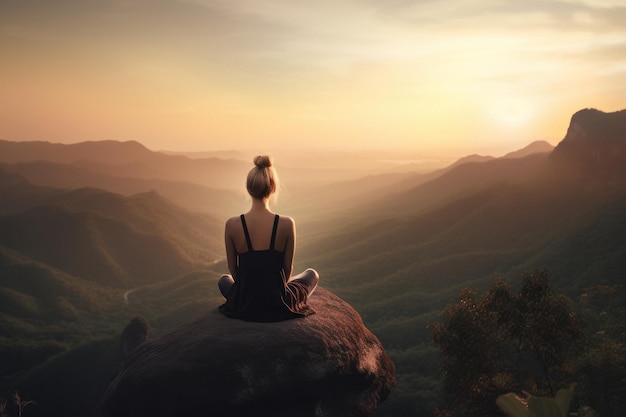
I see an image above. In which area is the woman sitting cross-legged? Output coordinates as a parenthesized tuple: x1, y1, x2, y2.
(218, 155, 319, 322)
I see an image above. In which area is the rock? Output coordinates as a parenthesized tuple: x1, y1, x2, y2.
(550, 108, 626, 180)
(92, 288, 396, 417)
(119, 317, 150, 357)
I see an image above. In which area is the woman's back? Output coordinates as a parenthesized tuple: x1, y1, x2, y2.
(218, 155, 318, 322)
(227, 211, 292, 253)
(219, 214, 313, 322)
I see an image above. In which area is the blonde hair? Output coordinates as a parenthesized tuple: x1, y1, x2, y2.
(246, 155, 278, 199)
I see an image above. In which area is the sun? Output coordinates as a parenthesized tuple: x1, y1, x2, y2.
(486, 96, 535, 130)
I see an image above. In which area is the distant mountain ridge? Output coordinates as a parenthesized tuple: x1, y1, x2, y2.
(350, 110, 624, 219)
(0, 140, 153, 165)
(0, 139, 251, 217)
(0, 160, 242, 218)
(0, 139, 251, 190)
(502, 140, 554, 159)
(0, 137, 557, 224)
(283, 141, 555, 222)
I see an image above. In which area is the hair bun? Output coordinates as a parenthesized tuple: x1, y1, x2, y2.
(253, 155, 272, 169)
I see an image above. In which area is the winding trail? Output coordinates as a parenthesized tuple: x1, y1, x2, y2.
(123, 289, 136, 305)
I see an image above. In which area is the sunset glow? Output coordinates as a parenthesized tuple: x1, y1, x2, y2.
(1, 0, 625, 156)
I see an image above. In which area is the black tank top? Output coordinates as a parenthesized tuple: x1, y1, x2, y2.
(219, 214, 313, 322)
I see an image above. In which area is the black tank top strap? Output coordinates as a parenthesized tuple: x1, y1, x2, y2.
(240, 214, 253, 251)
(269, 214, 279, 251)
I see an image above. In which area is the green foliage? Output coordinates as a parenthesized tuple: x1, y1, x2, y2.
(429, 270, 582, 417)
(573, 285, 626, 417)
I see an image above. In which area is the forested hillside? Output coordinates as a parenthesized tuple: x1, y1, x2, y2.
(309, 108, 626, 416)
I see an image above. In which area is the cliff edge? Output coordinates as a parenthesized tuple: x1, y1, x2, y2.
(92, 287, 396, 417)
(550, 108, 626, 180)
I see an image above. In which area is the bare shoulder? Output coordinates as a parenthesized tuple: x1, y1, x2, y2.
(278, 215, 295, 228)
(277, 215, 295, 237)
(226, 215, 241, 224)
(225, 216, 241, 232)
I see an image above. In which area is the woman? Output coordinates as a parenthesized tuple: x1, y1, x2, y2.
(218, 155, 319, 322)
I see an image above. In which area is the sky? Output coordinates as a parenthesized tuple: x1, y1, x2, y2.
(1, 0, 625, 158)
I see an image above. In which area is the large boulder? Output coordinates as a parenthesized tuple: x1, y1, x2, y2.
(92, 288, 396, 417)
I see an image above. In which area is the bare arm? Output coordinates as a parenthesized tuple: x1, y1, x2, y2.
(283, 217, 296, 280)
(224, 218, 239, 278)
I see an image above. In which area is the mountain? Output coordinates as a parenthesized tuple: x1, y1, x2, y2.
(0, 245, 119, 326)
(1, 160, 246, 218)
(550, 108, 626, 181)
(0, 174, 223, 288)
(0, 168, 64, 215)
(502, 140, 554, 159)
(359, 152, 549, 219)
(0, 172, 226, 398)
(285, 141, 558, 225)
(283, 145, 551, 223)
(308, 110, 626, 299)
(372, 139, 560, 219)
(296, 109, 626, 416)
(0, 168, 28, 187)
(0, 139, 251, 190)
(0, 140, 153, 165)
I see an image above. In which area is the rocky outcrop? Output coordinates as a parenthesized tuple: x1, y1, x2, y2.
(119, 317, 150, 357)
(92, 288, 396, 417)
(550, 108, 626, 180)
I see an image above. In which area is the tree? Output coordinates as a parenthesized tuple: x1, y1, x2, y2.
(573, 285, 626, 417)
(429, 270, 582, 417)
